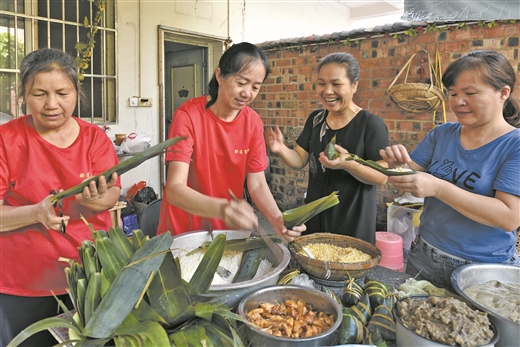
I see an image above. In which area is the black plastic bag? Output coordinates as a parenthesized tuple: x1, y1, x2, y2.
(134, 186, 157, 204)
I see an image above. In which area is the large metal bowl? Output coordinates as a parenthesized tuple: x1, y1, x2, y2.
(171, 230, 290, 310)
(451, 264, 520, 347)
(237, 284, 343, 347)
(393, 295, 499, 347)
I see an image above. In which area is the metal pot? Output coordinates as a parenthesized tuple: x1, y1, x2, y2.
(393, 295, 499, 347)
(237, 284, 343, 347)
(171, 230, 290, 310)
(451, 264, 520, 347)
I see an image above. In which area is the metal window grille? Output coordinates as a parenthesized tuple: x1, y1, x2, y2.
(0, 0, 117, 123)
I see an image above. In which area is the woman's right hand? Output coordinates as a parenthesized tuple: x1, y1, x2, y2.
(379, 145, 412, 168)
(265, 126, 284, 154)
(221, 198, 258, 231)
(36, 194, 70, 231)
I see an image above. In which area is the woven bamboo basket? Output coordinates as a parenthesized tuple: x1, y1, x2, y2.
(288, 233, 381, 281)
(388, 50, 446, 113)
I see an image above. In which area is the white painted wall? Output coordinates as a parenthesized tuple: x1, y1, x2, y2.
(109, 0, 402, 196)
(110, 1, 231, 196)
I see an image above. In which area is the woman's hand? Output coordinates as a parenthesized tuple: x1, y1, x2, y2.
(221, 198, 259, 231)
(76, 172, 120, 211)
(265, 126, 285, 154)
(272, 215, 306, 243)
(389, 171, 443, 198)
(379, 145, 412, 168)
(318, 144, 354, 170)
(319, 144, 388, 185)
(35, 194, 70, 231)
(79, 172, 118, 202)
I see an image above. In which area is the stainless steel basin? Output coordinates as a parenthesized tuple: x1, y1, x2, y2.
(171, 230, 290, 310)
(451, 263, 520, 347)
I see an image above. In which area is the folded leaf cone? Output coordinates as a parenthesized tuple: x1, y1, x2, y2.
(282, 190, 340, 229)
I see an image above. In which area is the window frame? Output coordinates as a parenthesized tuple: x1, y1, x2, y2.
(0, 0, 117, 124)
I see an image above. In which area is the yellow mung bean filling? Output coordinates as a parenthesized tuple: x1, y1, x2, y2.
(306, 242, 372, 263)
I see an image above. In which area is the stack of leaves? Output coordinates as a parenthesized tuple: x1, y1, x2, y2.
(7, 226, 251, 347)
(282, 190, 340, 229)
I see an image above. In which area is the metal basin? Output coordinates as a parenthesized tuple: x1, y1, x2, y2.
(393, 295, 499, 347)
(451, 264, 520, 347)
(171, 230, 290, 310)
(237, 284, 343, 347)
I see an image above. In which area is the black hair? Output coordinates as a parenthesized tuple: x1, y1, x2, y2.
(206, 42, 270, 109)
(317, 52, 360, 84)
(18, 48, 86, 105)
(442, 50, 520, 128)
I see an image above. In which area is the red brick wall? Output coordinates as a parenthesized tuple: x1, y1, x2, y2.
(252, 22, 520, 230)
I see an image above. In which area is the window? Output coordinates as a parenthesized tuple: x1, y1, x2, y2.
(0, 0, 117, 123)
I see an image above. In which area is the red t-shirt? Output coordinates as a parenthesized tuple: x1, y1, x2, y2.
(158, 96, 267, 235)
(0, 116, 121, 296)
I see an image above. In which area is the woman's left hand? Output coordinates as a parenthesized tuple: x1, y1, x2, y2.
(272, 215, 306, 243)
(389, 171, 442, 198)
(318, 144, 355, 170)
(79, 172, 118, 202)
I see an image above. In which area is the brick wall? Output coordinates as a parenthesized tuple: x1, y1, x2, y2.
(252, 22, 520, 230)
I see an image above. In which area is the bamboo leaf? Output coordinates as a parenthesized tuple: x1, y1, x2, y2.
(108, 226, 134, 260)
(185, 325, 208, 347)
(205, 320, 243, 347)
(84, 273, 102, 324)
(76, 278, 88, 326)
(232, 246, 266, 283)
(93, 232, 126, 284)
(50, 136, 186, 203)
(186, 234, 281, 255)
(113, 313, 170, 347)
(282, 190, 340, 229)
(80, 241, 98, 281)
(169, 329, 190, 347)
(189, 233, 225, 292)
(195, 302, 215, 321)
(75, 337, 112, 347)
(83, 232, 173, 338)
(6, 317, 79, 347)
(147, 250, 196, 326)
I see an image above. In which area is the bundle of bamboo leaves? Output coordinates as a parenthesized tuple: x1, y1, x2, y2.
(282, 191, 340, 229)
(50, 135, 186, 204)
(7, 226, 251, 347)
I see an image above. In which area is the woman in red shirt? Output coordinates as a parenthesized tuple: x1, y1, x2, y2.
(0, 48, 121, 346)
(158, 42, 305, 242)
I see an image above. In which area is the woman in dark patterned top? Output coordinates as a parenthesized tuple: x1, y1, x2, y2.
(266, 52, 389, 244)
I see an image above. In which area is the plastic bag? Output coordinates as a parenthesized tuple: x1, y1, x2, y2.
(134, 186, 157, 204)
(120, 132, 153, 154)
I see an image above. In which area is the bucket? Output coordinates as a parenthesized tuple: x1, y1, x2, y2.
(375, 232, 404, 272)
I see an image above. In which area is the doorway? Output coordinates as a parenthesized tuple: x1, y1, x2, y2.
(165, 44, 206, 133)
(158, 26, 225, 190)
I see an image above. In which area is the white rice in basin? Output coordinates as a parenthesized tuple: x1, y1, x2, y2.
(177, 248, 274, 285)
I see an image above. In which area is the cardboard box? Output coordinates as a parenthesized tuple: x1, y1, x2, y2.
(387, 204, 422, 251)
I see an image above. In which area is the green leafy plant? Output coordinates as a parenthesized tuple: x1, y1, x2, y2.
(75, 0, 107, 81)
